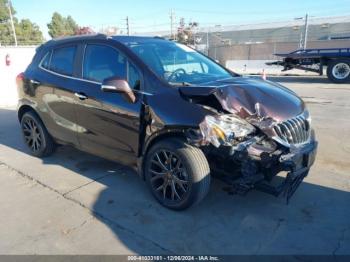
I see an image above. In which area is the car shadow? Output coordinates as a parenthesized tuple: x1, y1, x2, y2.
(0, 108, 349, 254)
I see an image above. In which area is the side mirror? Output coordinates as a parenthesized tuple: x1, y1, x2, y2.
(101, 77, 136, 103)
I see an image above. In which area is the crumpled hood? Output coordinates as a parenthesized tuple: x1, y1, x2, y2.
(179, 77, 305, 122)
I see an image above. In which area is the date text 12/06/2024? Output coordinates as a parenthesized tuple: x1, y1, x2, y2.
(127, 255, 220, 261)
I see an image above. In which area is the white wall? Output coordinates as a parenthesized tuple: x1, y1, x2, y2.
(0, 46, 36, 107)
(226, 60, 320, 76)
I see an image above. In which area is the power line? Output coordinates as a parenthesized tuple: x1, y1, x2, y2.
(129, 23, 169, 29)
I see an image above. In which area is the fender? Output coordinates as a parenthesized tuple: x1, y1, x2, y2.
(17, 98, 38, 120)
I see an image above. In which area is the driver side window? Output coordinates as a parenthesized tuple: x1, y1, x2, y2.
(162, 52, 208, 74)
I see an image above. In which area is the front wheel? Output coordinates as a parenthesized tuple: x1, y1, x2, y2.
(144, 138, 211, 210)
(327, 59, 350, 83)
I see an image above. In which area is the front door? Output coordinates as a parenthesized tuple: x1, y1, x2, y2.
(74, 43, 143, 166)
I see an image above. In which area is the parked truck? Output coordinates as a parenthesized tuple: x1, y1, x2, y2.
(267, 47, 350, 83)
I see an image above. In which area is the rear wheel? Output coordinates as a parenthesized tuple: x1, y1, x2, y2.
(327, 59, 350, 83)
(20, 111, 55, 157)
(144, 138, 211, 210)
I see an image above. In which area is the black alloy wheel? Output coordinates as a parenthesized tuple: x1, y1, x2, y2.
(145, 138, 211, 210)
(20, 111, 55, 157)
(148, 150, 190, 203)
(22, 116, 43, 153)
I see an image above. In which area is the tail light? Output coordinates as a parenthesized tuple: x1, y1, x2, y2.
(16, 72, 24, 87)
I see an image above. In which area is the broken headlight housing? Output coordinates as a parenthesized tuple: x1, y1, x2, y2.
(199, 114, 255, 147)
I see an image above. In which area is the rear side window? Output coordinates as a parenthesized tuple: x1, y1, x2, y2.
(83, 44, 126, 82)
(50, 46, 76, 76)
(40, 51, 51, 69)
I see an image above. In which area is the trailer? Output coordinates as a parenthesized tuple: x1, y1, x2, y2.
(266, 47, 350, 83)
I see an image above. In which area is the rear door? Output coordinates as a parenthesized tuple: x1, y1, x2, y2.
(35, 45, 81, 146)
(73, 42, 143, 166)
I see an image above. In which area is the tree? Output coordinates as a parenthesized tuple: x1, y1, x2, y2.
(16, 19, 44, 45)
(0, 0, 16, 45)
(75, 26, 94, 35)
(47, 12, 79, 38)
(0, 0, 43, 45)
(0, 0, 14, 21)
(47, 12, 66, 38)
(66, 15, 78, 35)
(176, 18, 199, 45)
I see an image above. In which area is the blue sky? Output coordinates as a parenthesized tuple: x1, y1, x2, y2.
(13, 0, 350, 39)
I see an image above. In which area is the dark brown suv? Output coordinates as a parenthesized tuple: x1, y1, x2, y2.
(16, 34, 317, 210)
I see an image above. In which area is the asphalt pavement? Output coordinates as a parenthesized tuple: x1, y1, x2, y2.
(0, 76, 349, 255)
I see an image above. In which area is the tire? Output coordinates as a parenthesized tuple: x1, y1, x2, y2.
(20, 111, 55, 157)
(144, 138, 211, 210)
(327, 59, 350, 83)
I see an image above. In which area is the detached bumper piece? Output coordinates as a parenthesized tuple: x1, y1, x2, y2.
(256, 141, 317, 203)
(255, 167, 309, 204)
(220, 140, 318, 203)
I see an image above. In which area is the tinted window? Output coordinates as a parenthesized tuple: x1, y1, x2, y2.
(50, 46, 76, 76)
(128, 63, 141, 90)
(40, 51, 51, 69)
(83, 45, 126, 83)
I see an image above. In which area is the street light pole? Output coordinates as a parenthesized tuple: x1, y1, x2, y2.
(7, 0, 17, 46)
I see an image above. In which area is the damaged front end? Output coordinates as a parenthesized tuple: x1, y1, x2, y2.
(181, 80, 318, 203)
(199, 116, 317, 203)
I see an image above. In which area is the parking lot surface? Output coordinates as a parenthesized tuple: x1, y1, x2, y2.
(0, 76, 349, 254)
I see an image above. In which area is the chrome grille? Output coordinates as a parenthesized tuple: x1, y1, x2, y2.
(273, 115, 311, 146)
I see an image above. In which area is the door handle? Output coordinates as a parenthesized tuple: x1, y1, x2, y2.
(30, 79, 41, 85)
(74, 92, 88, 100)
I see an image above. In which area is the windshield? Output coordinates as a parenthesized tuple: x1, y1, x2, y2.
(126, 40, 232, 85)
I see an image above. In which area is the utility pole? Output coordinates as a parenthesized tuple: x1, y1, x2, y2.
(213, 24, 222, 60)
(206, 29, 210, 56)
(169, 9, 175, 40)
(126, 16, 130, 36)
(7, 0, 17, 46)
(295, 13, 309, 50)
(299, 31, 303, 49)
(303, 13, 309, 50)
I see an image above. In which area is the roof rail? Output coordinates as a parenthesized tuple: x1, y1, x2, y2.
(50, 33, 108, 42)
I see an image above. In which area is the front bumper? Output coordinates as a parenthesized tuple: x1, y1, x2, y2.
(279, 141, 318, 173)
(208, 139, 318, 203)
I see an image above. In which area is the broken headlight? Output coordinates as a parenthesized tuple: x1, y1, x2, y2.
(199, 114, 255, 147)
